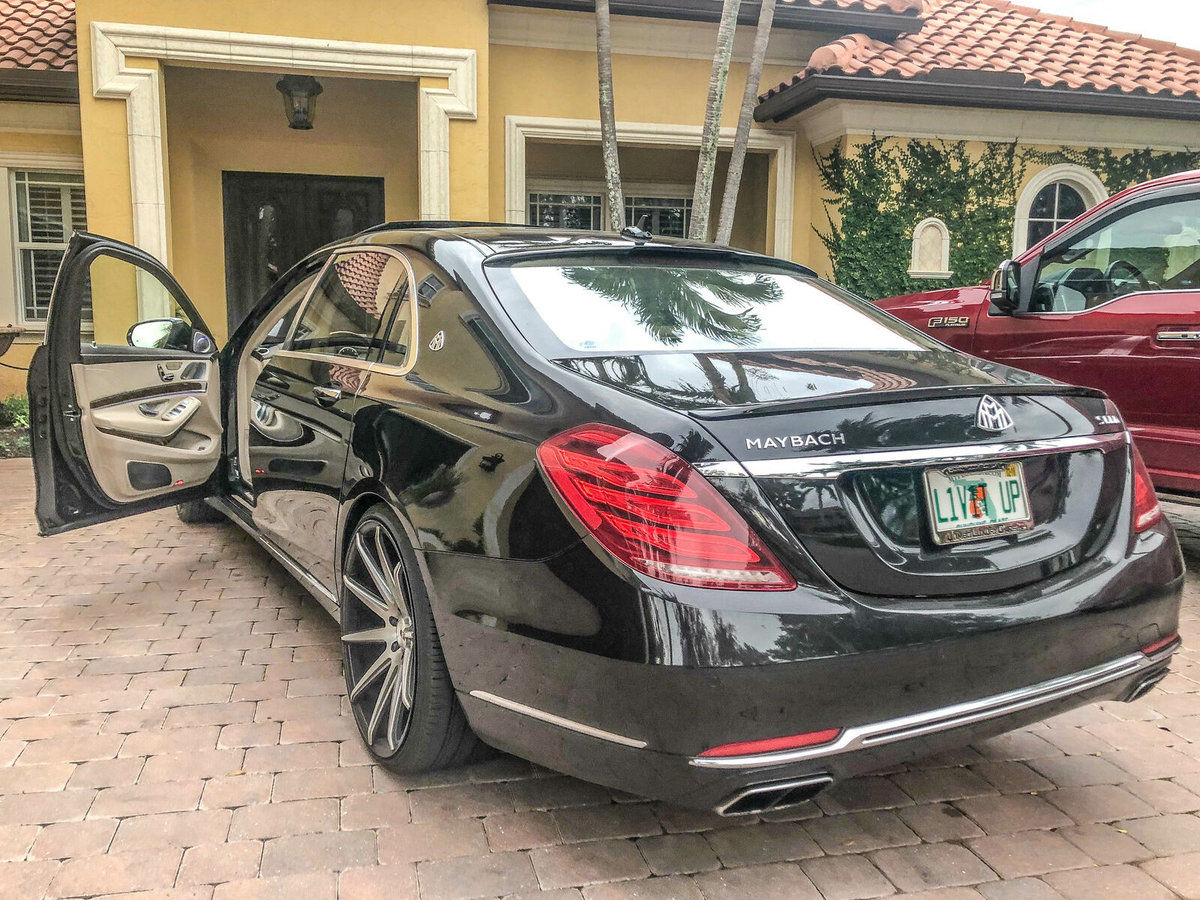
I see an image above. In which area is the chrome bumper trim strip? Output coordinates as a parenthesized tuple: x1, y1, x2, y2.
(739, 432, 1127, 480)
(468, 690, 648, 749)
(691, 651, 1156, 769)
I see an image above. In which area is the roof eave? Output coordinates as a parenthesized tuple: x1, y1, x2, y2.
(0, 67, 78, 103)
(488, 0, 922, 39)
(755, 72, 1200, 124)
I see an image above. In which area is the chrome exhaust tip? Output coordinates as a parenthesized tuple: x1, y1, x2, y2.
(1125, 670, 1167, 703)
(715, 774, 833, 816)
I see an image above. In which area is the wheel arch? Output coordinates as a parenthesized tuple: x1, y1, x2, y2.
(336, 480, 427, 600)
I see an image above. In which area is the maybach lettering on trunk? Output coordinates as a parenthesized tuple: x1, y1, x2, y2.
(746, 432, 847, 451)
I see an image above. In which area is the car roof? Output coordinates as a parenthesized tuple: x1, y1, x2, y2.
(345, 221, 805, 264)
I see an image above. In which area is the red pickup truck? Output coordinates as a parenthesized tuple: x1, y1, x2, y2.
(877, 170, 1200, 500)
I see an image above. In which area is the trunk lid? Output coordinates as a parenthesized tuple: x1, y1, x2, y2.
(560, 349, 1128, 598)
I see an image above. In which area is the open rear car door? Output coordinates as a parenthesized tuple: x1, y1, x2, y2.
(29, 232, 223, 535)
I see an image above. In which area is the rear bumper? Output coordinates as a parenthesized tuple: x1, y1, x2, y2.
(460, 641, 1177, 813)
(431, 511, 1184, 812)
(688, 643, 1176, 772)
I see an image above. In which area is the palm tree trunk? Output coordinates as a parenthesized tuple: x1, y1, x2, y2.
(688, 0, 742, 241)
(715, 0, 775, 246)
(595, 0, 625, 231)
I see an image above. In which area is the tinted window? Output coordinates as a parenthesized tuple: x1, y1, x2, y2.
(288, 250, 405, 359)
(377, 267, 413, 369)
(486, 254, 931, 357)
(1033, 195, 1200, 313)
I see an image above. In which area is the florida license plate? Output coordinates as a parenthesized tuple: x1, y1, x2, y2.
(923, 461, 1034, 545)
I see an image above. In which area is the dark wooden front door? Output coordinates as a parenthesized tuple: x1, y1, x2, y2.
(222, 172, 385, 333)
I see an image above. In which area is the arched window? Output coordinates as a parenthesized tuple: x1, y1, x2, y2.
(908, 217, 951, 279)
(1014, 165, 1107, 254)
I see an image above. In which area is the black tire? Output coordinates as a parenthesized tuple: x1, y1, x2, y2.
(176, 499, 224, 524)
(340, 504, 481, 772)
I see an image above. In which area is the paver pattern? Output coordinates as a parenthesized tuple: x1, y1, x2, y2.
(0, 456, 1197, 899)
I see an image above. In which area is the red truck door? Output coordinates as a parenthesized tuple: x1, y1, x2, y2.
(976, 189, 1200, 493)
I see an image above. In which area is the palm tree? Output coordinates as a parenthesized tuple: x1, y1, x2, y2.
(595, 0, 625, 231)
(688, 0, 742, 241)
(561, 266, 782, 346)
(715, 0, 776, 245)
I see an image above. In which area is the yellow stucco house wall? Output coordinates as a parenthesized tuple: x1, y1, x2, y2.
(0, 0, 1197, 396)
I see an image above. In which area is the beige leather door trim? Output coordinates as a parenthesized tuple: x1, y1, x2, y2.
(72, 358, 221, 503)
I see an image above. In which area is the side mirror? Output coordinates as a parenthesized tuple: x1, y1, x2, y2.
(989, 260, 1020, 314)
(127, 317, 211, 353)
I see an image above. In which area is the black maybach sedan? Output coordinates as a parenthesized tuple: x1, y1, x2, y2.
(29, 226, 1184, 815)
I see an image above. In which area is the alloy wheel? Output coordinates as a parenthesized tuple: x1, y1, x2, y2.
(342, 517, 417, 756)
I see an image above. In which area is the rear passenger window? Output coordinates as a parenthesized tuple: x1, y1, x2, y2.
(377, 269, 412, 369)
(288, 250, 405, 360)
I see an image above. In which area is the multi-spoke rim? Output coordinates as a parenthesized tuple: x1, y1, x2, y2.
(342, 518, 416, 755)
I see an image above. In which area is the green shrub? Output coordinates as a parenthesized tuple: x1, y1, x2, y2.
(816, 138, 1200, 300)
(0, 395, 29, 430)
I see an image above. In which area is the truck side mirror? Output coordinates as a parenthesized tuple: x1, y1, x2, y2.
(990, 260, 1020, 314)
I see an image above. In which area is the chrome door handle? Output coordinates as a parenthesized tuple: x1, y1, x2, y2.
(1157, 330, 1200, 342)
(312, 385, 342, 405)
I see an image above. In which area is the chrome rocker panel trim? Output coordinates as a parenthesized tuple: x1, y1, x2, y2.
(209, 496, 340, 618)
(701, 432, 1128, 481)
(691, 649, 1160, 770)
(469, 690, 648, 749)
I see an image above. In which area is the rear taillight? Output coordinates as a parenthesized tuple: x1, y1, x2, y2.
(537, 424, 796, 591)
(1131, 444, 1162, 533)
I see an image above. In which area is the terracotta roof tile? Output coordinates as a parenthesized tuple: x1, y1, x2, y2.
(0, 0, 75, 71)
(789, 0, 924, 13)
(766, 0, 1200, 102)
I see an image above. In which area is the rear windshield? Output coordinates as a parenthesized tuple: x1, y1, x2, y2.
(484, 253, 934, 358)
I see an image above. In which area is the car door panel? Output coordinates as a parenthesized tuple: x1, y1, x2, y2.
(973, 188, 1200, 493)
(249, 352, 368, 589)
(245, 248, 410, 590)
(29, 233, 222, 534)
(72, 357, 221, 501)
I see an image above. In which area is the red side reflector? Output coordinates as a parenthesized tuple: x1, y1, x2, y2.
(1142, 633, 1179, 655)
(698, 728, 843, 759)
(174, 480, 184, 486)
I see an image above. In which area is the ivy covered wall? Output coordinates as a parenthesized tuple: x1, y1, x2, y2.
(816, 137, 1200, 300)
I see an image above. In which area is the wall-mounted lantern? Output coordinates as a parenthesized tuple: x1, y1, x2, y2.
(276, 75, 323, 130)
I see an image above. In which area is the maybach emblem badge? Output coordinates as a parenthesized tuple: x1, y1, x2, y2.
(975, 395, 1014, 433)
(428, 330, 445, 351)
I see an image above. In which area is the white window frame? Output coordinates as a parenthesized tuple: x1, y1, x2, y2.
(1013, 164, 1107, 255)
(526, 178, 694, 234)
(0, 153, 85, 336)
(908, 216, 952, 280)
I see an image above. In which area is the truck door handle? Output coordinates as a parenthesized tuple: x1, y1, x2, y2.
(312, 385, 342, 405)
(1157, 330, 1200, 342)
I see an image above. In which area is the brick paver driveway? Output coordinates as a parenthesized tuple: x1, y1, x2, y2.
(1, 457, 1199, 900)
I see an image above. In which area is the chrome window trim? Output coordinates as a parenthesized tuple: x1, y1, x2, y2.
(283, 246, 419, 376)
(690, 650, 1159, 770)
(731, 432, 1128, 481)
(468, 690, 648, 749)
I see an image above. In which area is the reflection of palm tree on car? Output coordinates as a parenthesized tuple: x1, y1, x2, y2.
(562, 266, 783, 347)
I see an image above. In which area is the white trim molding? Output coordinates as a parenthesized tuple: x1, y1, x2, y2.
(908, 216, 952, 280)
(489, 6, 820, 67)
(506, 115, 795, 257)
(90, 21, 477, 316)
(1013, 163, 1108, 255)
(797, 99, 1200, 153)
